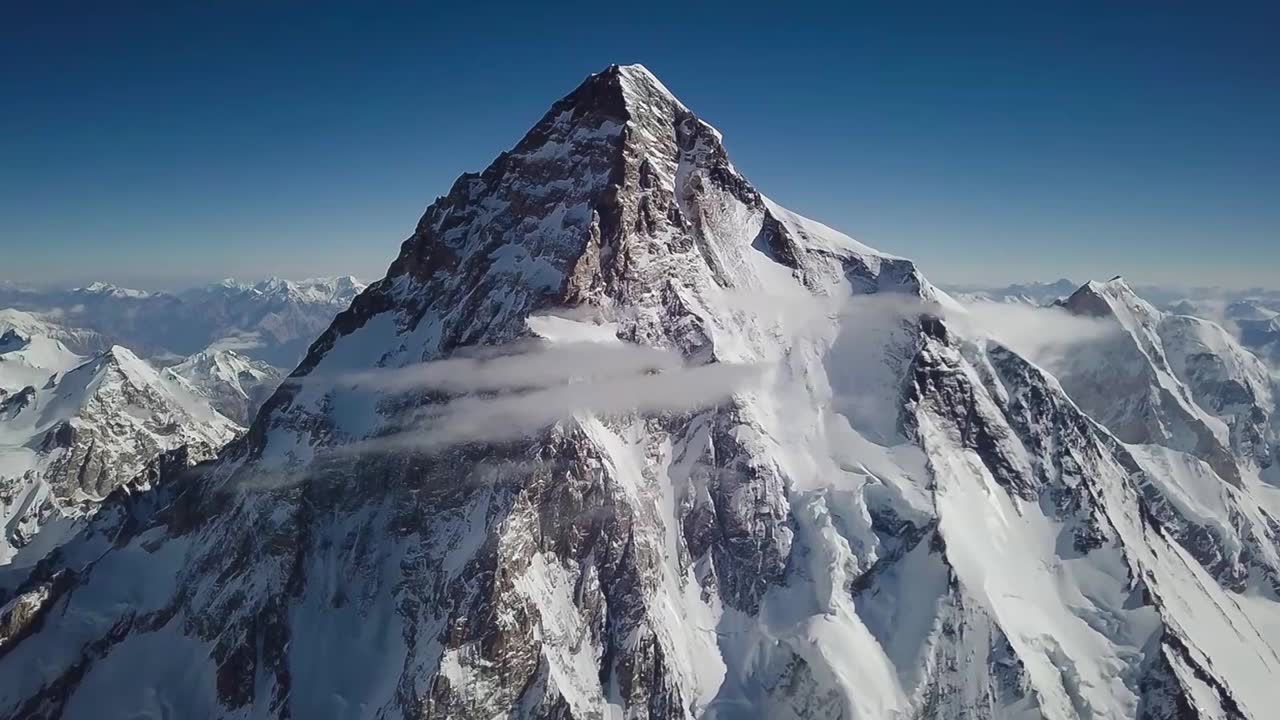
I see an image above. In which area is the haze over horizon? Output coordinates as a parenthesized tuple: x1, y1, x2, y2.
(3, 2, 1278, 290)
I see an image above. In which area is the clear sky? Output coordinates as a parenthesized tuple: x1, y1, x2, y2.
(3, 1, 1278, 290)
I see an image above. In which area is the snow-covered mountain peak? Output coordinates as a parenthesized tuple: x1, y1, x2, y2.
(165, 348, 282, 424)
(611, 62, 675, 93)
(49, 345, 234, 433)
(234, 275, 367, 306)
(1055, 277, 1278, 486)
(74, 282, 151, 299)
(0, 323, 85, 393)
(1065, 274, 1157, 320)
(176, 346, 262, 373)
(0, 340, 240, 568)
(948, 277, 1079, 306)
(275, 60, 939, 448)
(554, 62, 685, 121)
(96, 342, 146, 367)
(1085, 274, 1133, 295)
(215, 277, 254, 292)
(75, 344, 168, 396)
(0, 308, 106, 358)
(1225, 299, 1279, 322)
(256, 276, 292, 294)
(0, 310, 74, 341)
(608, 62, 696, 118)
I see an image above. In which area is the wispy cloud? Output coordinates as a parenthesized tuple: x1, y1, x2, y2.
(208, 332, 266, 352)
(299, 340, 683, 395)
(291, 339, 761, 455)
(254, 291, 1118, 469)
(953, 300, 1120, 368)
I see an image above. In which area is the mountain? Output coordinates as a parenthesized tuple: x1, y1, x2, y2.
(0, 276, 366, 367)
(948, 278, 1078, 306)
(1052, 278, 1275, 485)
(164, 348, 283, 424)
(177, 276, 368, 360)
(246, 275, 366, 305)
(3, 64, 1280, 719)
(1225, 300, 1279, 324)
(1238, 318, 1280, 370)
(73, 282, 153, 300)
(0, 328, 85, 394)
(0, 309, 108, 357)
(0, 345, 240, 570)
(953, 284, 1280, 374)
(1126, 293, 1280, 374)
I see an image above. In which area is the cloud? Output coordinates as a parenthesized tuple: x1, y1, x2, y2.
(208, 332, 266, 352)
(331, 293, 940, 456)
(253, 291, 1115, 467)
(231, 289, 1129, 495)
(305, 340, 684, 395)
(953, 300, 1120, 368)
(294, 339, 762, 455)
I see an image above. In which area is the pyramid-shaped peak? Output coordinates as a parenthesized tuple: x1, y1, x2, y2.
(1063, 276, 1157, 322)
(91, 344, 159, 384)
(1085, 276, 1134, 295)
(100, 344, 143, 362)
(607, 63, 681, 103)
(540, 63, 691, 132)
(610, 63, 657, 80)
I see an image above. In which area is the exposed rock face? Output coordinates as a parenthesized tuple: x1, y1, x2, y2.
(0, 65, 1278, 720)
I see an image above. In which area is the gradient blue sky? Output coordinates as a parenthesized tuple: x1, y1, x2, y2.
(3, 1, 1277, 290)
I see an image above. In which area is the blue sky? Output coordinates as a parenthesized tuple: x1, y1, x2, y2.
(3, 1, 1277, 290)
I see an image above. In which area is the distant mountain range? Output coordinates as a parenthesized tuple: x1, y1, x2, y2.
(0, 275, 365, 367)
(947, 278, 1080, 305)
